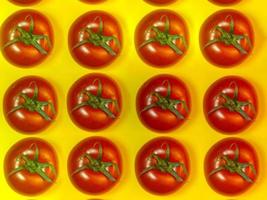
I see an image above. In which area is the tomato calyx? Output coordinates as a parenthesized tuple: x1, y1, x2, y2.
(72, 79, 119, 119)
(140, 143, 188, 182)
(9, 143, 56, 182)
(72, 16, 120, 56)
(208, 81, 255, 121)
(209, 143, 256, 183)
(72, 143, 120, 182)
(139, 15, 187, 55)
(8, 81, 56, 121)
(141, 80, 189, 119)
(3, 15, 52, 55)
(204, 15, 252, 54)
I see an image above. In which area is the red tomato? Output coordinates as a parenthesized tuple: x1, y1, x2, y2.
(9, 0, 41, 5)
(144, 0, 177, 5)
(204, 76, 257, 134)
(135, 10, 189, 67)
(68, 73, 122, 131)
(205, 138, 258, 195)
(200, 10, 254, 67)
(68, 137, 122, 194)
(69, 11, 122, 68)
(136, 137, 190, 195)
(0, 10, 53, 67)
(136, 74, 191, 132)
(209, 0, 241, 6)
(4, 138, 58, 196)
(4, 76, 57, 133)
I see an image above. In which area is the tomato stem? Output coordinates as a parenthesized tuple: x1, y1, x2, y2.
(209, 143, 256, 183)
(140, 80, 189, 119)
(7, 81, 56, 121)
(72, 143, 120, 182)
(139, 15, 187, 55)
(72, 16, 120, 56)
(208, 81, 255, 121)
(8, 143, 56, 182)
(72, 79, 119, 118)
(3, 15, 51, 55)
(204, 15, 252, 54)
(140, 143, 188, 182)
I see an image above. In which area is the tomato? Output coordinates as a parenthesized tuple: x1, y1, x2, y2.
(204, 76, 257, 134)
(144, 0, 177, 5)
(4, 76, 57, 133)
(136, 74, 190, 132)
(68, 137, 122, 194)
(135, 10, 189, 67)
(200, 10, 254, 67)
(68, 73, 122, 131)
(205, 138, 258, 195)
(4, 138, 58, 196)
(136, 137, 190, 195)
(0, 10, 53, 67)
(9, 0, 41, 6)
(209, 0, 241, 6)
(68, 11, 122, 68)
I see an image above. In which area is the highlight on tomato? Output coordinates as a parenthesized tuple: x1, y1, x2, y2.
(68, 11, 122, 68)
(9, 0, 41, 6)
(4, 138, 58, 196)
(205, 138, 258, 196)
(200, 10, 254, 67)
(68, 136, 122, 194)
(0, 9, 53, 67)
(136, 74, 191, 132)
(209, 0, 241, 6)
(144, 0, 177, 6)
(204, 76, 258, 134)
(4, 76, 58, 134)
(135, 137, 190, 195)
(135, 10, 189, 67)
(67, 73, 122, 131)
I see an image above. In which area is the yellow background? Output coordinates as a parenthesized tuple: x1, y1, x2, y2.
(0, 0, 266, 199)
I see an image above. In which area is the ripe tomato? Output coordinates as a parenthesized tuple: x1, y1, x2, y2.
(9, 0, 41, 6)
(68, 73, 122, 131)
(69, 11, 122, 68)
(136, 137, 190, 195)
(205, 138, 258, 195)
(144, 0, 177, 5)
(136, 74, 191, 132)
(209, 0, 241, 6)
(0, 10, 53, 67)
(4, 76, 57, 133)
(135, 10, 189, 67)
(200, 10, 254, 67)
(204, 76, 257, 134)
(4, 138, 58, 196)
(68, 137, 122, 194)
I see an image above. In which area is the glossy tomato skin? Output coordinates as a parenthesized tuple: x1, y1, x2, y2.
(136, 137, 190, 195)
(204, 76, 257, 134)
(68, 73, 122, 131)
(209, 0, 241, 6)
(135, 10, 189, 67)
(68, 137, 122, 194)
(4, 76, 58, 134)
(9, 0, 41, 6)
(136, 74, 191, 132)
(200, 10, 254, 67)
(0, 10, 53, 67)
(205, 138, 258, 196)
(145, 0, 177, 5)
(5, 138, 58, 196)
(69, 11, 122, 68)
